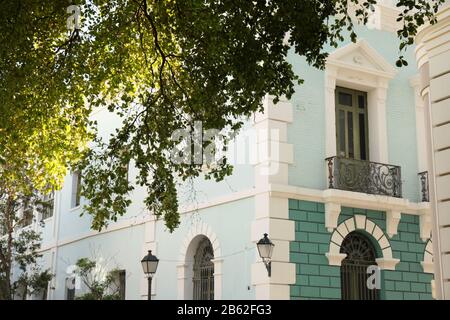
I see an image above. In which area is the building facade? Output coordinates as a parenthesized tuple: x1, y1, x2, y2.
(22, 0, 448, 300)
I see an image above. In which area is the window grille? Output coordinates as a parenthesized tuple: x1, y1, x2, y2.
(340, 232, 380, 300)
(193, 238, 214, 300)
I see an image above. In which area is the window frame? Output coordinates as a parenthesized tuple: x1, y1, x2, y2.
(21, 201, 34, 228)
(335, 86, 370, 161)
(41, 189, 55, 221)
(71, 171, 82, 208)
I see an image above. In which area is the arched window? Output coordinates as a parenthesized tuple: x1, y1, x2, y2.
(193, 238, 214, 300)
(340, 232, 379, 300)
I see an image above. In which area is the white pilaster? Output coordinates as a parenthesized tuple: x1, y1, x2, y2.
(176, 264, 189, 300)
(415, 3, 450, 299)
(367, 83, 389, 163)
(410, 74, 430, 173)
(211, 258, 223, 300)
(251, 95, 295, 300)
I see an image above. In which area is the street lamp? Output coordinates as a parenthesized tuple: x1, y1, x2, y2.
(257, 233, 275, 277)
(141, 250, 159, 300)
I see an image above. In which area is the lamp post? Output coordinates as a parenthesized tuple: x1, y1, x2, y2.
(141, 250, 159, 300)
(257, 233, 275, 277)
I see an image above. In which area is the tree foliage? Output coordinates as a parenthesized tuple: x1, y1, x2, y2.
(0, 0, 445, 232)
(0, 1, 92, 196)
(13, 268, 53, 300)
(0, 190, 51, 300)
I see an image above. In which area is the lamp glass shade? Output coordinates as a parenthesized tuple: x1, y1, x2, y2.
(257, 233, 274, 260)
(141, 250, 159, 275)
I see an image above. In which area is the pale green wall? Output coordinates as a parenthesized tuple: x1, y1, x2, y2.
(154, 197, 256, 300)
(287, 26, 420, 202)
(51, 224, 145, 300)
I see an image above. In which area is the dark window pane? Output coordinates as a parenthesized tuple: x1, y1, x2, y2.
(22, 207, 33, 227)
(339, 92, 353, 106)
(67, 288, 74, 300)
(119, 271, 126, 300)
(76, 173, 82, 206)
(66, 278, 76, 300)
(339, 110, 346, 156)
(358, 95, 365, 109)
(41, 190, 54, 221)
(359, 114, 367, 160)
(348, 112, 354, 158)
(71, 171, 82, 208)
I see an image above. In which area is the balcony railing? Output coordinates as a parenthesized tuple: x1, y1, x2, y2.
(325, 156, 402, 198)
(418, 171, 429, 202)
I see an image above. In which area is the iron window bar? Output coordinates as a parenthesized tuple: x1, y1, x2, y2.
(418, 171, 430, 202)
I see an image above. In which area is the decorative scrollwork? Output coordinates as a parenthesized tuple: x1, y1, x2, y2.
(325, 156, 402, 198)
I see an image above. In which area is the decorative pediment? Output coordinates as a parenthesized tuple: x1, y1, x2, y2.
(327, 39, 397, 79)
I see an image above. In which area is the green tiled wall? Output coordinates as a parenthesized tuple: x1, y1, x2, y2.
(289, 199, 433, 300)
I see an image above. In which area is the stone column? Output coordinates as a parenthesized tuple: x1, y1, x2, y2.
(251, 95, 296, 299)
(415, 2, 450, 300)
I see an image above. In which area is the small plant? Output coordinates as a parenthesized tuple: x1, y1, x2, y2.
(73, 258, 122, 300)
(12, 268, 53, 300)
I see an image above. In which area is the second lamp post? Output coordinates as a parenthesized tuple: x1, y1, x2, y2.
(141, 250, 159, 300)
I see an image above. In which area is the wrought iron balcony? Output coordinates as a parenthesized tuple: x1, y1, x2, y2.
(418, 171, 429, 202)
(325, 156, 402, 198)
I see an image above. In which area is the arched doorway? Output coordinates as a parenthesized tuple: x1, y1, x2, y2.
(340, 232, 380, 300)
(193, 238, 214, 300)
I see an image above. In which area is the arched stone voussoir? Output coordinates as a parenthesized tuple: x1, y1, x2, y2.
(326, 217, 399, 269)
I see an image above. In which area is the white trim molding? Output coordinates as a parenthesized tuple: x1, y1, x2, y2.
(386, 210, 401, 238)
(326, 216, 400, 270)
(410, 74, 430, 174)
(421, 239, 434, 274)
(270, 184, 431, 218)
(177, 222, 222, 300)
(325, 39, 397, 163)
(418, 203, 433, 241)
(327, 39, 397, 79)
(179, 222, 222, 262)
(325, 202, 341, 232)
